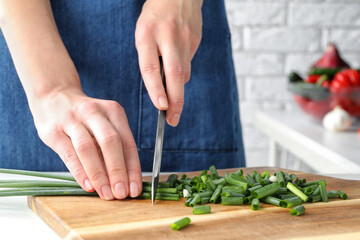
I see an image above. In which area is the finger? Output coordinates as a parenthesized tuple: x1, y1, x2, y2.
(52, 132, 94, 192)
(160, 42, 186, 127)
(64, 123, 113, 200)
(137, 40, 169, 111)
(106, 102, 142, 198)
(84, 112, 130, 200)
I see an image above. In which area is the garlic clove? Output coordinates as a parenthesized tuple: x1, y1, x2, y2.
(323, 106, 352, 131)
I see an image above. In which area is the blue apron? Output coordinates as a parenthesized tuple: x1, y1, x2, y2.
(0, 0, 245, 172)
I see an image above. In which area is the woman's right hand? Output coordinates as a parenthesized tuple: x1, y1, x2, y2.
(30, 88, 142, 200)
(32, 88, 143, 200)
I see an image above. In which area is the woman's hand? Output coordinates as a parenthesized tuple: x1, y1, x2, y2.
(31, 88, 142, 200)
(135, 0, 203, 126)
(0, 0, 142, 200)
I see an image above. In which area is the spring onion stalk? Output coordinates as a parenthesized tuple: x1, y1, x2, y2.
(221, 196, 244, 205)
(275, 187, 288, 195)
(201, 175, 216, 191)
(319, 181, 328, 202)
(301, 180, 326, 187)
(246, 185, 262, 195)
(142, 182, 172, 188)
(0, 188, 97, 197)
(244, 195, 254, 205)
(276, 171, 286, 188)
(327, 190, 337, 199)
(245, 174, 256, 187)
(222, 186, 245, 194)
(287, 182, 308, 202)
(290, 205, 305, 216)
(261, 196, 281, 206)
(166, 174, 178, 187)
(280, 196, 303, 208)
(225, 175, 248, 190)
(192, 191, 213, 198)
(142, 186, 177, 194)
(304, 186, 314, 195)
(233, 169, 243, 177)
(200, 197, 210, 205)
(0, 180, 81, 188)
(210, 184, 223, 204)
(212, 178, 226, 186)
(189, 195, 201, 207)
(279, 193, 296, 199)
(309, 195, 321, 203)
(171, 217, 191, 231)
(137, 192, 180, 201)
(261, 170, 270, 179)
(337, 190, 348, 200)
(0, 168, 76, 181)
(185, 198, 192, 207)
(221, 192, 246, 198)
(313, 186, 321, 196)
(209, 165, 219, 178)
(254, 183, 280, 199)
(251, 198, 260, 210)
(193, 205, 211, 215)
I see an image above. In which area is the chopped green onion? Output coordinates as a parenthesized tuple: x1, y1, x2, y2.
(319, 181, 328, 202)
(221, 196, 244, 205)
(280, 196, 303, 208)
(261, 196, 281, 206)
(210, 184, 223, 204)
(290, 205, 305, 216)
(327, 190, 337, 199)
(193, 205, 211, 215)
(251, 198, 260, 210)
(287, 182, 308, 202)
(171, 217, 191, 231)
(254, 182, 280, 199)
(337, 190, 348, 200)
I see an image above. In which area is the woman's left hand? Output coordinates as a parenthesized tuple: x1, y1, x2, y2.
(135, 0, 203, 126)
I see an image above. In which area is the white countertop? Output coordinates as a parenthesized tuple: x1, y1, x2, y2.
(1, 172, 359, 240)
(254, 109, 360, 173)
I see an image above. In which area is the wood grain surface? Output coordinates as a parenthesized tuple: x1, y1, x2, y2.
(27, 167, 360, 240)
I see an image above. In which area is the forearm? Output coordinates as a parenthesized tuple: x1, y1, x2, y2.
(0, 0, 81, 107)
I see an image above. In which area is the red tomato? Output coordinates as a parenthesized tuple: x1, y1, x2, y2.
(330, 71, 352, 93)
(305, 75, 321, 84)
(345, 69, 360, 86)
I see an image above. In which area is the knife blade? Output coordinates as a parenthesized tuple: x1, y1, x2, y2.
(151, 57, 166, 205)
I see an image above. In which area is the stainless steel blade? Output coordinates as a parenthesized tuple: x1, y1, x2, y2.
(152, 57, 166, 205)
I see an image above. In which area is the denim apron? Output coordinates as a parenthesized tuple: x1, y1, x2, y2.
(0, 0, 245, 171)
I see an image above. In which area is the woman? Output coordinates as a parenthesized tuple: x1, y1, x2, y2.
(0, 0, 245, 200)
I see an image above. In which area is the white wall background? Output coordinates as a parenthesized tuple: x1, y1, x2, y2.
(224, 0, 360, 167)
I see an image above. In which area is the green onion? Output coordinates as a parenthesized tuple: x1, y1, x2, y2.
(337, 190, 348, 200)
(142, 182, 172, 188)
(185, 198, 192, 207)
(261, 170, 270, 179)
(327, 190, 337, 199)
(277, 171, 286, 188)
(280, 196, 303, 208)
(0, 180, 81, 188)
(254, 182, 280, 199)
(201, 175, 216, 191)
(251, 198, 260, 210)
(137, 192, 180, 201)
(189, 195, 201, 207)
(209, 184, 223, 204)
(193, 205, 211, 215)
(0, 168, 75, 181)
(166, 174, 178, 187)
(200, 197, 210, 205)
(0, 188, 96, 197)
(290, 205, 305, 216)
(245, 174, 256, 187)
(225, 175, 248, 190)
(287, 182, 308, 202)
(319, 181, 328, 202)
(261, 196, 281, 206)
(212, 178, 226, 186)
(171, 217, 191, 231)
(142, 186, 177, 194)
(209, 165, 219, 178)
(301, 180, 326, 187)
(279, 193, 296, 199)
(221, 196, 244, 205)
(309, 195, 321, 203)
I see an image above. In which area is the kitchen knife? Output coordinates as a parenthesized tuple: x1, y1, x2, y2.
(151, 57, 166, 205)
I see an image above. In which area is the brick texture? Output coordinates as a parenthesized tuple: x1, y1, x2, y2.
(224, 0, 360, 168)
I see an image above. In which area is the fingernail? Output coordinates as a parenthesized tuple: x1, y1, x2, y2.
(130, 182, 140, 198)
(84, 179, 93, 191)
(101, 185, 114, 200)
(158, 96, 169, 109)
(171, 114, 180, 126)
(115, 182, 127, 199)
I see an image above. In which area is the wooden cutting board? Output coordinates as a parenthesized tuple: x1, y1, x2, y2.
(27, 167, 360, 240)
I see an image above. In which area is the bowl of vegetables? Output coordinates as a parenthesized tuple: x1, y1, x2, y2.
(288, 44, 360, 122)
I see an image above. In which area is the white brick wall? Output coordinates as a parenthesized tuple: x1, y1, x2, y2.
(225, 0, 360, 168)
